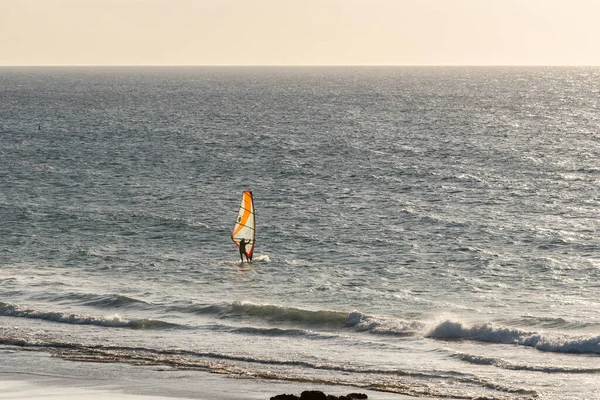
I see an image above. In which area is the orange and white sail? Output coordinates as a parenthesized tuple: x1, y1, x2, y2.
(231, 190, 255, 259)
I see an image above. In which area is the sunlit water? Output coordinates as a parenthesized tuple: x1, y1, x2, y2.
(1, 67, 599, 399)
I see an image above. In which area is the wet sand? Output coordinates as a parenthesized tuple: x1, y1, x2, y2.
(0, 347, 416, 400)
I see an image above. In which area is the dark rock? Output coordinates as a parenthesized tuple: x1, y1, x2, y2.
(338, 394, 369, 400)
(300, 391, 328, 400)
(271, 392, 367, 400)
(270, 395, 299, 400)
(347, 394, 368, 399)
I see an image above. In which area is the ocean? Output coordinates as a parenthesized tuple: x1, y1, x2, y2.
(0, 66, 599, 400)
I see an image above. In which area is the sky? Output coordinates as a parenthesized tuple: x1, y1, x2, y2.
(1, 0, 600, 66)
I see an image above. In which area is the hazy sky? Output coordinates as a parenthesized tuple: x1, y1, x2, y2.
(1, 0, 599, 66)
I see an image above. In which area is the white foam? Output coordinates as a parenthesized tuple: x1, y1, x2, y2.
(0, 302, 177, 329)
(427, 319, 600, 354)
(253, 254, 270, 262)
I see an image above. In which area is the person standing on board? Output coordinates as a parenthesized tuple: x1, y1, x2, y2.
(239, 238, 251, 263)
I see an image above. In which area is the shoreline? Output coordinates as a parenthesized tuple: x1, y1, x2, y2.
(0, 347, 418, 400)
(0, 372, 415, 400)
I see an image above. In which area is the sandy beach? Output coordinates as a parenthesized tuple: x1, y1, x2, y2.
(0, 347, 416, 400)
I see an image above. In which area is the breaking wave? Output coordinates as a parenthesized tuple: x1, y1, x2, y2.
(22, 294, 597, 356)
(173, 301, 600, 355)
(428, 320, 600, 355)
(0, 301, 182, 330)
(181, 302, 422, 335)
(344, 311, 424, 336)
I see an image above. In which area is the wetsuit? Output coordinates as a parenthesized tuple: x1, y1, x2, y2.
(239, 239, 250, 262)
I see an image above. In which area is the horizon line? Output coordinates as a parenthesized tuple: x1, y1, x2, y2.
(1, 64, 600, 68)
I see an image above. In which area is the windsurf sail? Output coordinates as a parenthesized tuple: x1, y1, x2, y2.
(231, 190, 255, 260)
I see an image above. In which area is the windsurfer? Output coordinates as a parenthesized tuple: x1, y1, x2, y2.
(239, 238, 251, 263)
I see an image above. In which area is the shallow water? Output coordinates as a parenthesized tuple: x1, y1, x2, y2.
(1, 66, 599, 399)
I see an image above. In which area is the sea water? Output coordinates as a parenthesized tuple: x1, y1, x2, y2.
(0, 67, 599, 399)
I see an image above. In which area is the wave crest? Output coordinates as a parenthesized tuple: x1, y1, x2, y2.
(231, 301, 348, 326)
(427, 320, 600, 355)
(0, 302, 181, 330)
(345, 311, 422, 336)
